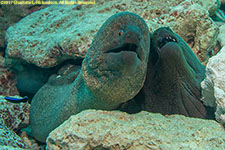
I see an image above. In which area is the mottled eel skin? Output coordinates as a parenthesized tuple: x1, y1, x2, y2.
(136, 27, 212, 119)
(30, 12, 150, 142)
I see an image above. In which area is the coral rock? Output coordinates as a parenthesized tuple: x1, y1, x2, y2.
(0, 4, 46, 48)
(0, 117, 29, 149)
(47, 110, 225, 150)
(158, 0, 219, 63)
(20, 130, 41, 150)
(0, 56, 19, 96)
(5, 0, 219, 67)
(201, 46, 225, 125)
(0, 95, 30, 131)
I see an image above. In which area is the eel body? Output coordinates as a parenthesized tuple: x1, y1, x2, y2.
(135, 27, 212, 119)
(30, 12, 150, 142)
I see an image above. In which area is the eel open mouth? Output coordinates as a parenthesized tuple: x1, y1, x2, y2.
(151, 28, 179, 65)
(158, 35, 178, 49)
(105, 43, 140, 59)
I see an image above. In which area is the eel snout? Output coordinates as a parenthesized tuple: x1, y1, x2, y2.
(105, 25, 143, 60)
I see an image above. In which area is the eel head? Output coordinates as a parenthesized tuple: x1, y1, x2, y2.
(82, 12, 150, 102)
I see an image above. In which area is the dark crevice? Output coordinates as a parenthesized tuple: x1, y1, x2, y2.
(221, 3, 225, 12)
(150, 40, 159, 66)
(11, 58, 83, 100)
(0, 47, 5, 57)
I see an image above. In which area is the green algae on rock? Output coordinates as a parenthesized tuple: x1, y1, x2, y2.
(30, 12, 150, 142)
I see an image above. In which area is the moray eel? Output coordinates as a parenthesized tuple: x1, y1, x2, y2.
(135, 27, 212, 119)
(30, 12, 150, 142)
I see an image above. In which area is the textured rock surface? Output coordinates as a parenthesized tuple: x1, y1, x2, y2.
(0, 117, 29, 149)
(0, 56, 19, 96)
(5, 0, 219, 67)
(201, 46, 225, 125)
(158, 0, 219, 63)
(0, 4, 46, 48)
(20, 130, 42, 150)
(0, 95, 30, 131)
(47, 110, 225, 150)
(218, 24, 225, 47)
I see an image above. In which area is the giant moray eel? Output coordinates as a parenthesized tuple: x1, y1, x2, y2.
(30, 12, 150, 142)
(135, 27, 213, 119)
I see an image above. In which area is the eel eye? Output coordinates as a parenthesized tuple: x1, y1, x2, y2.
(118, 30, 124, 36)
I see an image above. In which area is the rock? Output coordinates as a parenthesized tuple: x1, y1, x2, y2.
(20, 130, 41, 150)
(218, 24, 225, 47)
(0, 4, 46, 48)
(5, 0, 219, 68)
(47, 109, 225, 150)
(0, 95, 30, 131)
(201, 46, 225, 125)
(157, 0, 219, 64)
(0, 56, 19, 96)
(0, 117, 29, 149)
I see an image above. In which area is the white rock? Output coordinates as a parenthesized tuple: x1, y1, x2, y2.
(218, 24, 225, 47)
(201, 46, 225, 124)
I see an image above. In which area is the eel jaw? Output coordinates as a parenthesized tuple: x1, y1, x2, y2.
(157, 34, 178, 51)
(150, 28, 179, 65)
(105, 43, 141, 60)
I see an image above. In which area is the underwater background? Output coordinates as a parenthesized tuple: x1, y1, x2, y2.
(0, 0, 225, 149)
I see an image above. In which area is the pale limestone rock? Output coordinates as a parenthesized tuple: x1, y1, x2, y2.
(218, 24, 225, 47)
(201, 46, 225, 125)
(47, 110, 225, 150)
